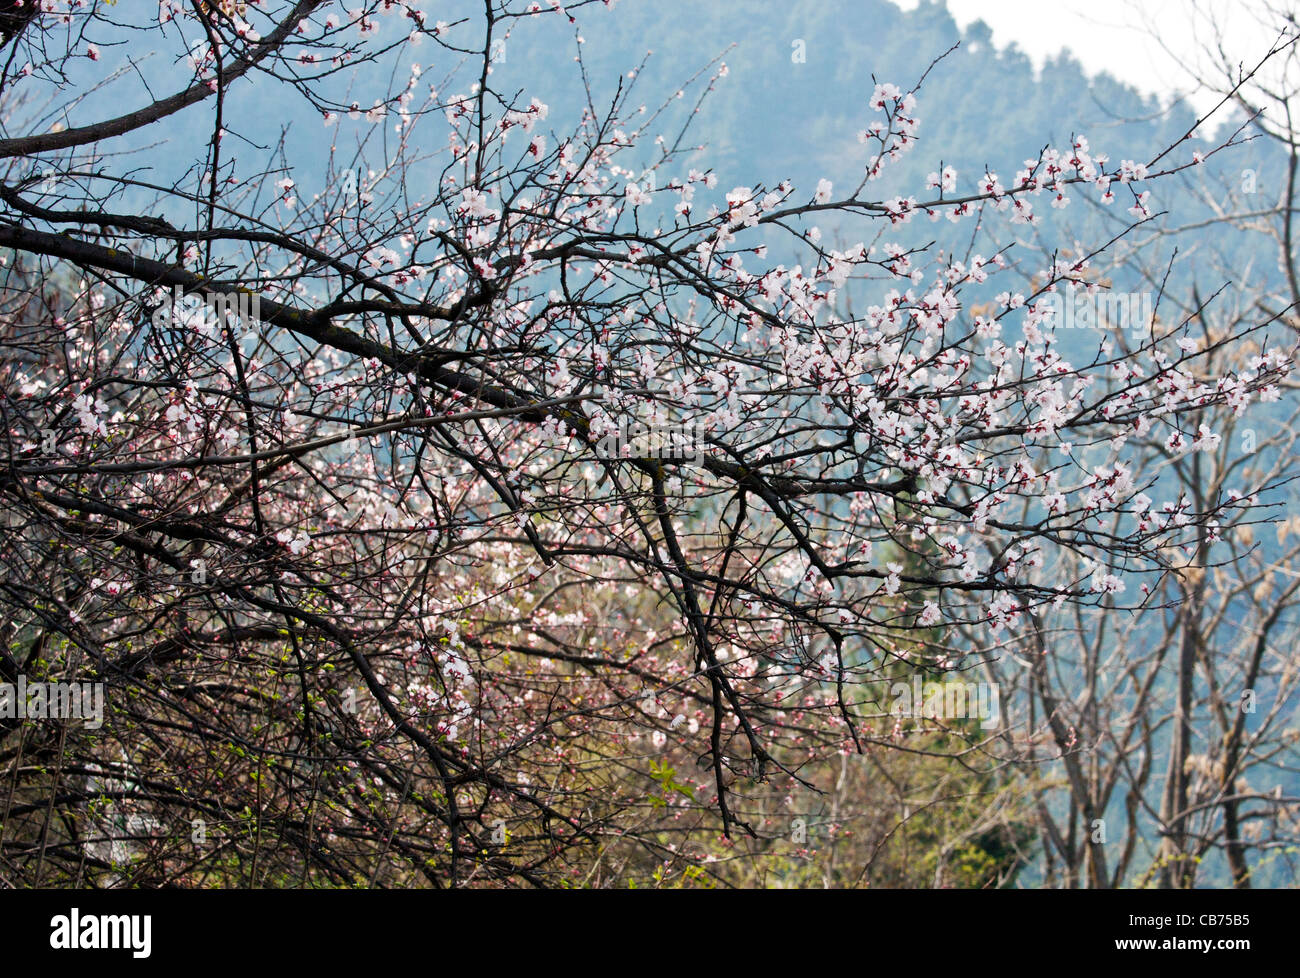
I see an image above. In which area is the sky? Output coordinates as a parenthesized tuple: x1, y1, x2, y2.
(895, 0, 1292, 116)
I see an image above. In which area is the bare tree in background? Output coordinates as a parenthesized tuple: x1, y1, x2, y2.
(966, 2, 1300, 889)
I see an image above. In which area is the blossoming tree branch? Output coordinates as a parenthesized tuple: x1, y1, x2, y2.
(0, 0, 1294, 887)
